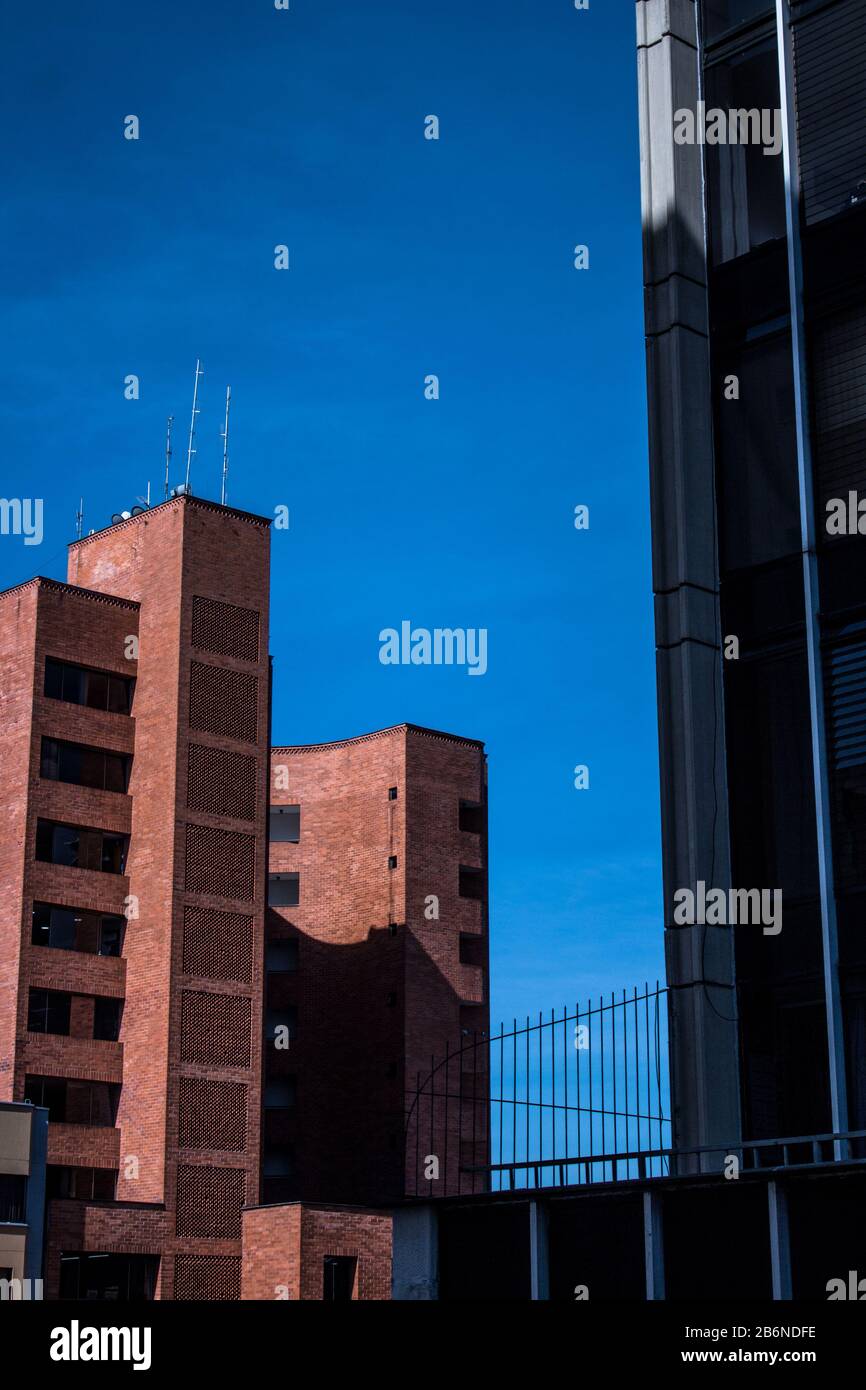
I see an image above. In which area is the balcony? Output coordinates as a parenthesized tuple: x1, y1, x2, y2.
(27, 947, 126, 999)
(47, 1123, 121, 1169)
(21, 1033, 123, 1085)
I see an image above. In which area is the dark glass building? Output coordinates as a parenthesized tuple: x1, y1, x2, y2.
(638, 0, 866, 1156)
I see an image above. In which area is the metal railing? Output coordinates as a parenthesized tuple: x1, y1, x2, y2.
(406, 982, 671, 1196)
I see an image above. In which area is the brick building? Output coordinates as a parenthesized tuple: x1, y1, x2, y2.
(0, 493, 489, 1300)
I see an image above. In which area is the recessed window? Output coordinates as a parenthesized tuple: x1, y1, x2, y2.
(458, 865, 484, 901)
(0, 1175, 27, 1223)
(459, 799, 484, 834)
(269, 806, 300, 843)
(33, 903, 125, 957)
(459, 933, 484, 969)
(266, 939, 299, 973)
(388, 856, 398, 870)
(323, 1255, 357, 1303)
(24, 1077, 119, 1127)
(44, 658, 133, 714)
(265, 1007, 297, 1043)
(93, 998, 122, 1042)
(263, 1144, 295, 1178)
(27, 988, 71, 1036)
(386, 992, 397, 1007)
(41, 738, 130, 793)
(35, 820, 128, 875)
(388, 787, 398, 801)
(264, 1077, 297, 1109)
(268, 873, 299, 907)
(47, 1167, 117, 1201)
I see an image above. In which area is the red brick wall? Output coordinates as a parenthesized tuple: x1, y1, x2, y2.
(241, 1203, 392, 1300)
(65, 496, 271, 1298)
(268, 724, 489, 1205)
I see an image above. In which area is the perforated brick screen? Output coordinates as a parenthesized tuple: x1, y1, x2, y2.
(175, 1164, 246, 1238)
(187, 742, 257, 821)
(178, 1077, 248, 1152)
(185, 822, 256, 901)
(189, 661, 258, 744)
(192, 595, 260, 664)
(180, 989, 252, 1068)
(182, 906, 254, 984)
(174, 1253, 242, 1302)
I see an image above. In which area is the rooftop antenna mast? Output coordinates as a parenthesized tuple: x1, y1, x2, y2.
(185, 359, 203, 490)
(164, 416, 174, 499)
(75, 498, 84, 540)
(220, 386, 231, 506)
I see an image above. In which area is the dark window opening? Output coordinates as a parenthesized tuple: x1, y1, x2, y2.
(58, 1253, 158, 1302)
(269, 805, 300, 843)
(265, 939, 298, 973)
(323, 1255, 357, 1303)
(41, 738, 130, 793)
(47, 1167, 117, 1201)
(0, 1175, 27, 1223)
(268, 873, 299, 908)
(388, 786, 398, 801)
(265, 1007, 297, 1043)
(459, 933, 485, 969)
(44, 658, 133, 715)
(264, 1078, 296, 1109)
(459, 800, 484, 834)
(386, 992, 397, 1007)
(93, 997, 123, 1042)
(27, 988, 71, 1036)
(24, 1077, 119, 1128)
(458, 865, 485, 901)
(33, 905, 125, 957)
(36, 820, 128, 875)
(388, 856, 397, 870)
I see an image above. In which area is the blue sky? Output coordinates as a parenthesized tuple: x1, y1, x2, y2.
(1, 0, 663, 1027)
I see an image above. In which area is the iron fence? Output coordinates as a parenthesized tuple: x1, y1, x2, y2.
(406, 982, 671, 1196)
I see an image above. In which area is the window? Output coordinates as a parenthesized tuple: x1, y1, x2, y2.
(265, 940, 298, 973)
(702, 0, 774, 43)
(459, 799, 484, 834)
(388, 786, 398, 801)
(46, 1167, 117, 1201)
(458, 865, 485, 901)
(0, 1175, 27, 1223)
(269, 805, 300, 843)
(323, 1256, 357, 1303)
(386, 992, 397, 1007)
(23, 1076, 67, 1121)
(27, 988, 71, 1036)
(41, 738, 130, 793)
(24, 1078, 119, 1128)
(388, 855, 397, 870)
(35, 820, 128, 874)
(31, 903, 124, 955)
(58, 1253, 158, 1301)
(265, 1007, 297, 1043)
(262, 1145, 295, 1177)
(44, 658, 133, 714)
(264, 1078, 296, 1109)
(93, 998, 122, 1042)
(268, 873, 299, 907)
(705, 40, 787, 266)
(459, 933, 485, 969)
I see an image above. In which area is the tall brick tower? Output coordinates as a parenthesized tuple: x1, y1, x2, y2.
(0, 494, 271, 1300)
(266, 724, 490, 1206)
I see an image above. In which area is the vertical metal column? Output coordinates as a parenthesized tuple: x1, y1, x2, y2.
(768, 1181, 793, 1300)
(529, 1201, 550, 1301)
(643, 1190, 665, 1300)
(775, 0, 849, 1146)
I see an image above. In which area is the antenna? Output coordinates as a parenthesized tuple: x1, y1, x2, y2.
(220, 386, 232, 506)
(75, 498, 84, 540)
(164, 416, 174, 499)
(185, 359, 203, 490)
